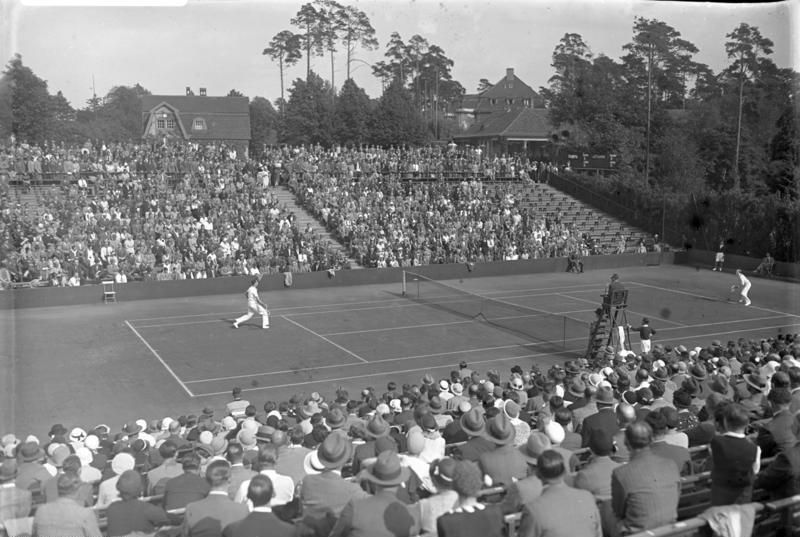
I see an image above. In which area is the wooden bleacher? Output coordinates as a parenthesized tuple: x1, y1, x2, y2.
(482, 182, 653, 253)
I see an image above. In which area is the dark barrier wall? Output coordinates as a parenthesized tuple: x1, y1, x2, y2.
(674, 250, 800, 280)
(0, 252, 673, 310)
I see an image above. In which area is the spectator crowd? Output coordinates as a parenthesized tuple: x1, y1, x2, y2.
(1, 140, 615, 288)
(2, 330, 800, 537)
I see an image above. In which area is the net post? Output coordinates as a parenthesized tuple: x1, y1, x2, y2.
(402, 270, 406, 296)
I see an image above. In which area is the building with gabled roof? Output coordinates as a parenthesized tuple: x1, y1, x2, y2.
(141, 93, 251, 156)
(454, 107, 553, 158)
(453, 68, 553, 157)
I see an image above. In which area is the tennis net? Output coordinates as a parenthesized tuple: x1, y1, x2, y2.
(402, 271, 588, 350)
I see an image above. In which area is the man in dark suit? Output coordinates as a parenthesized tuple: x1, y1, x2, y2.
(452, 408, 495, 462)
(581, 386, 619, 448)
(757, 387, 798, 457)
(478, 414, 528, 487)
(574, 428, 621, 500)
(518, 450, 602, 537)
(300, 433, 368, 531)
(329, 451, 419, 537)
(182, 460, 248, 537)
(222, 475, 296, 537)
(607, 422, 680, 537)
(647, 410, 690, 475)
(163, 453, 211, 511)
(0, 460, 32, 521)
(225, 443, 256, 499)
(351, 414, 391, 474)
(147, 441, 183, 496)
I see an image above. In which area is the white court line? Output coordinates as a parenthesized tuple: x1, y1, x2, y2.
(193, 349, 569, 396)
(629, 280, 800, 318)
(187, 321, 800, 393)
(319, 309, 596, 337)
(281, 315, 369, 364)
(124, 320, 194, 397)
(557, 293, 687, 327)
(184, 343, 535, 384)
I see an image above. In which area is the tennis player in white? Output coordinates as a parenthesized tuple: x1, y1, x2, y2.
(732, 269, 752, 306)
(233, 277, 270, 329)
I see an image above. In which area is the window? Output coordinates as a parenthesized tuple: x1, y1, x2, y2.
(193, 118, 206, 130)
(157, 119, 165, 129)
(507, 82, 514, 89)
(490, 98, 497, 106)
(523, 98, 531, 107)
(506, 98, 514, 105)
(166, 118, 175, 129)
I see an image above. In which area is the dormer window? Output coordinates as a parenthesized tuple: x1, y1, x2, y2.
(167, 118, 175, 129)
(193, 118, 206, 131)
(157, 119, 165, 129)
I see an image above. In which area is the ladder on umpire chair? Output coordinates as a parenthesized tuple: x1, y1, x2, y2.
(585, 289, 631, 364)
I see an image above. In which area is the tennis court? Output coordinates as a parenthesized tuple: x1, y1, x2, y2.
(4, 264, 799, 436)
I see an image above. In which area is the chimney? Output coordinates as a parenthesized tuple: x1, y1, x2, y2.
(185, 86, 192, 96)
(199, 88, 207, 96)
(506, 68, 514, 82)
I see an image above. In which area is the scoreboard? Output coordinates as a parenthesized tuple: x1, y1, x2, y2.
(561, 152, 619, 170)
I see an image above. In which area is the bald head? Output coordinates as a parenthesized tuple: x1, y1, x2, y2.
(625, 421, 653, 451)
(616, 402, 636, 427)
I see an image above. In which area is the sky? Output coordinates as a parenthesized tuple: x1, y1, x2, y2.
(1, 0, 797, 109)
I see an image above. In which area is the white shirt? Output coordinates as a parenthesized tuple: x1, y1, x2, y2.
(235, 469, 294, 507)
(246, 286, 260, 308)
(738, 272, 750, 286)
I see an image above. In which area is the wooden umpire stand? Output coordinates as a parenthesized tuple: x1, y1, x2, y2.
(586, 288, 632, 364)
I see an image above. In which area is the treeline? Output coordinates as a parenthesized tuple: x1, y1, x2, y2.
(543, 19, 798, 199)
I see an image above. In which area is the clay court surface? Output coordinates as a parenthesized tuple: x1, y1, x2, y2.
(2, 264, 798, 437)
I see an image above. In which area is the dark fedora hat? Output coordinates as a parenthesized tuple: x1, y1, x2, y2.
(459, 408, 486, 438)
(364, 414, 391, 439)
(485, 414, 515, 446)
(325, 407, 347, 430)
(317, 432, 353, 470)
(360, 451, 409, 487)
(519, 432, 550, 464)
(690, 364, 707, 381)
(745, 373, 767, 392)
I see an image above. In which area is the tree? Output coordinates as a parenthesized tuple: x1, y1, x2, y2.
(370, 78, 425, 146)
(338, 4, 379, 81)
(3, 54, 53, 144)
(50, 91, 74, 122)
(335, 78, 372, 145)
(724, 23, 774, 190)
(312, 0, 344, 93)
(249, 96, 279, 155)
(622, 18, 701, 185)
(372, 32, 409, 86)
(282, 71, 335, 145)
(540, 33, 594, 125)
(291, 3, 327, 81)
(227, 89, 244, 97)
(102, 84, 151, 139)
(263, 30, 303, 115)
